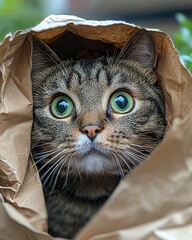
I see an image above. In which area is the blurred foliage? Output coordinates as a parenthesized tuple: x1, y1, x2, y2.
(0, 0, 45, 40)
(174, 13, 192, 72)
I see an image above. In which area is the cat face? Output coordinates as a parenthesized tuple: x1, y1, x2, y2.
(31, 30, 166, 180)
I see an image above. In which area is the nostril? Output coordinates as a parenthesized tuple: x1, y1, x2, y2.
(81, 125, 102, 140)
(95, 128, 100, 134)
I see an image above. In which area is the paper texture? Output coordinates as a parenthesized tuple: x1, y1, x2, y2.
(0, 15, 192, 240)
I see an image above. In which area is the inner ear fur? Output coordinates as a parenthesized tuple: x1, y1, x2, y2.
(121, 29, 157, 70)
(32, 37, 61, 73)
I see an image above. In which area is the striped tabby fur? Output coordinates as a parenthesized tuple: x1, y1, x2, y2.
(31, 30, 166, 239)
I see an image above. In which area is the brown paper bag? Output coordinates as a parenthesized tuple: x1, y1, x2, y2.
(0, 15, 192, 240)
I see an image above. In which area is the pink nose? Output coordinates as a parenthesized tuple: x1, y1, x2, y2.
(81, 125, 102, 140)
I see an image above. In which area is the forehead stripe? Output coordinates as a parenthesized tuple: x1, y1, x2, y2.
(67, 70, 82, 89)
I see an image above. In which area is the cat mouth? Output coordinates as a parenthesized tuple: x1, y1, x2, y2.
(83, 148, 108, 158)
(76, 146, 113, 174)
(82, 147, 110, 163)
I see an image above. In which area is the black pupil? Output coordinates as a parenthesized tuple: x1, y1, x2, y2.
(56, 99, 68, 113)
(115, 95, 128, 109)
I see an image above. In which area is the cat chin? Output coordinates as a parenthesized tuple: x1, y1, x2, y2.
(74, 134, 114, 174)
(73, 151, 114, 175)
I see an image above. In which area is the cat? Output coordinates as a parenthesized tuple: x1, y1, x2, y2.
(31, 29, 166, 239)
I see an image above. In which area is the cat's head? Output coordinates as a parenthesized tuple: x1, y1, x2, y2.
(31, 30, 166, 180)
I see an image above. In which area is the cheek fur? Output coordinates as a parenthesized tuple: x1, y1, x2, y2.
(75, 134, 92, 155)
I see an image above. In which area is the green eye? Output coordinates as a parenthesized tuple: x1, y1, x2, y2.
(109, 91, 134, 114)
(51, 95, 74, 118)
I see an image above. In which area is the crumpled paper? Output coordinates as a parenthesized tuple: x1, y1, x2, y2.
(0, 15, 191, 240)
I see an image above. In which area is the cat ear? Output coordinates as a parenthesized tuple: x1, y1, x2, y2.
(122, 30, 157, 70)
(32, 37, 61, 73)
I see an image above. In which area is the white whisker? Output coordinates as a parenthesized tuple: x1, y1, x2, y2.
(127, 145, 148, 157)
(32, 148, 61, 167)
(111, 152, 125, 178)
(63, 159, 72, 190)
(116, 152, 133, 171)
(38, 48, 69, 79)
(37, 150, 64, 175)
(31, 142, 58, 149)
(124, 150, 146, 163)
(130, 143, 154, 151)
(42, 156, 68, 187)
(74, 157, 82, 179)
(48, 158, 69, 199)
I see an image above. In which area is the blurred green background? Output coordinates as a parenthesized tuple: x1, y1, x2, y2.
(0, 0, 44, 38)
(174, 14, 192, 71)
(0, 0, 191, 71)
